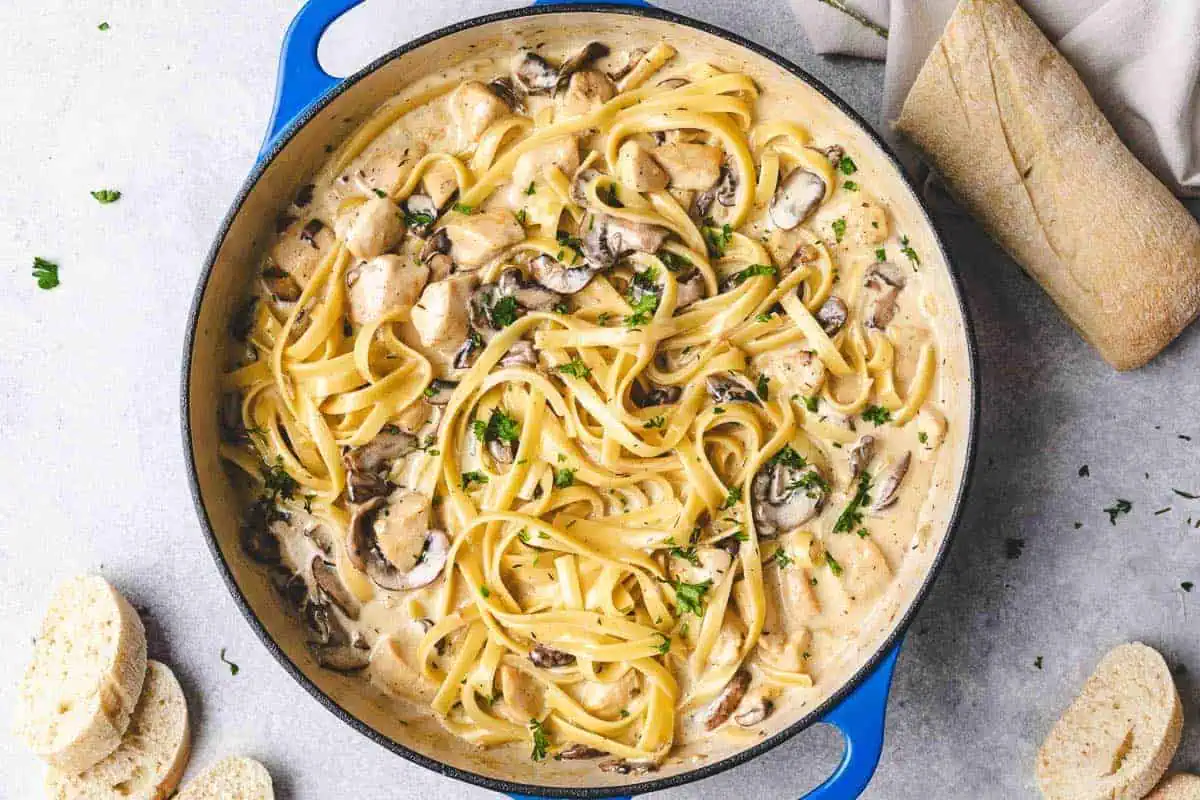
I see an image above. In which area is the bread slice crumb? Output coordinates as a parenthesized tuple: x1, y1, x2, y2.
(1146, 774, 1200, 800)
(176, 756, 274, 800)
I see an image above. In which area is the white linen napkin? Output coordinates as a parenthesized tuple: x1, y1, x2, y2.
(790, 0, 1200, 196)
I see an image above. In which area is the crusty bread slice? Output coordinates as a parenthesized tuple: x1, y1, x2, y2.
(13, 575, 147, 774)
(45, 660, 191, 799)
(1036, 642, 1182, 800)
(175, 756, 274, 800)
(1146, 774, 1200, 800)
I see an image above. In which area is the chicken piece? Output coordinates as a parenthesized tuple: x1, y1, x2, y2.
(448, 80, 511, 148)
(270, 218, 334, 287)
(422, 160, 460, 209)
(558, 69, 615, 117)
(753, 345, 827, 400)
(616, 140, 669, 192)
(443, 208, 525, 268)
(373, 489, 432, 573)
(840, 198, 889, 247)
(354, 143, 427, 197)
(575, 668, 640, 718)
(334, 196, 407, 260)
(708, 618, 745, 668)
(776, 564, 820, 628)
(499, 664, 545, 722)
(370, 631, 436, 703)
(652, 142, 723, 191)
(757, 631, 810, 672)
(512, 135, 580, 192)
(835, 536, 892, 602)
(410, 273, 479, 358)
(670, 546, 733, 588)
(347, 255, 429, 327)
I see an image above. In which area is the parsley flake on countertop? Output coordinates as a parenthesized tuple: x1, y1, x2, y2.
(1173, 489, 1198, 500)
(91, 189, 121, 204)
(1183, 582, 1194, 592)
(219, 647, 239, 675)
(98, 21, 110, 30)
(32, 257, 60, 290)
(1078, 465, 1089, 477)
(1104, 499, 1132, 525)
(1034, 656, 1043, 669)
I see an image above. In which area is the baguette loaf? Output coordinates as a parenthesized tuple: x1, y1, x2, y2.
(13, 575, 147, 774)
(1146, 774, 1200, 800)
(45, 660, 192, 800)
(175, 756, 274, 800)
(895, 0, 1200, 370)
(1036, 643, 1182, 800)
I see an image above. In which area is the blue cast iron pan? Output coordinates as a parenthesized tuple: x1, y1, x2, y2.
(182, 1, 979, 798)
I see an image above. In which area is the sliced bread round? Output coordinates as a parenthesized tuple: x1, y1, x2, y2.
(1036, 642, 1182, 800)
(13, 575, 147, 774)
(45, 660, 191, 799)
(176, 756, 274, 800)
(1146, 774, 1200, 800)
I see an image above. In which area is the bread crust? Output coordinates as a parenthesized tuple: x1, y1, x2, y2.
(1146, 774, 1200, 800)
(13, 575, 148, 774)
(1035, 642, 1182, 800)
(895, 0, 1200, 370)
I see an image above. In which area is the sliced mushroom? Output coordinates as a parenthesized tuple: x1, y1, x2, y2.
(599, 759, 657, 776)
(239, 521, 280, 565)
(871, 452, 911, 512)
(344, 429, 417, 476)
(555, 42, 610, 93)
(559, 69, 615, 117)
(347, 491, 449, 591)
(487, 438, 515, 465)
(271, 569, 308, 612)
(500, 340, 538, 368)
(530, 253, 595, 294)
(675, 271, 706, 309)
(769, 169, 825, 231)
(309, 639, 371, 673)
(656, 77, 690, 90)
(863, 262, 906, 329)
(529, 644, 576, 668)
(423, 378, 457, 405)
(580, 212, 670, 270)
(498, 267, 563, 311)
(261, 265, 301, 302)
(452, 331, 484, 370)
(752, 458, 829, 536)
(420, 228, 451, 262)
(310, 555, 360, 619)
(487, 77, 523, 112)
(734, 696, 775, 727)
(698, 163, 738, 211)
(704, 669, 751, 731)
(705, 372, 760, 405)
(848, 435, 876, 479)
(605, 48, 646, 83)
(512, 49, 558, 94)
(556, 744, 605, 761)
(404, 194, 439, 236)
(816, 295, 848, 335)
(630, 380, 681, 408)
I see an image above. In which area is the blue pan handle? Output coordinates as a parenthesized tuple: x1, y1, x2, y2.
(509, 643, 899, 800)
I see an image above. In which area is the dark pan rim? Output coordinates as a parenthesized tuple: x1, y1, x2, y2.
(181, 4, 981, 797)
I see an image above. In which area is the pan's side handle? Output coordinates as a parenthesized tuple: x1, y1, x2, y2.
(800, 641, 900, 799)
(260, 0, 366, 161)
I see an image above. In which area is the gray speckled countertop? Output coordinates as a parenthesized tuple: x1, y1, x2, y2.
(1, 1, 1196, 798)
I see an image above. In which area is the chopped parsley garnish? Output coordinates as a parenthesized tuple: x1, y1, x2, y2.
(596, 311, 612, 326)
(843, 180, 859, 191)
(756, 374, 769, 401)
(461, 470, 488, 489)
(658, 250, 692, 272)
(831, 217, 847, 243)
(1079, 464, 1090, 477)
(825, 551, 843, 576)
(803, 395, 820, 413)
(668, 544, 700, 566)
(91, 189, 121, 204)
(770, 445, 808, 470)
(32, 257, 60, 290)
(479, 585, 491, 598)
(1034, 656, 1044, 670)
(834, 471, 873, 533)
(524, 181, 537, 196)
(1104, 499, 1132, 525)
(529, 718, 549, 761)
(514, 208, 528, 225)
(423, 385, 437, 398)
(837, 155, 858, 175)
(721, 487, 743, 510)
(472, 407, 521, 444)
(452, 203, 475, 214)
(899, 235, 920, 267)
(555, 358, 591, 379)
(862, 405, 892, 425)
(874, 247, 887, 262)
(1173, 489, 1198, 499)
(404, 209, 435, 227)
(703, 222, 734, 257)
(372, 188, 387, 198)
(654, 633, 671, 654)
(644, 415, 665, 430)
(727, 264, 777, 287)
(670, 578, 712, 616)
(552, 301, 570, 314)
(755, 312, 774, 324)
(490, 295, 520, 328)
(517, 528, 531, 544)
(787, 469, 830, 498)
(553, 467, 576, 489)
(771, 548, 794, 569)
(219, 647, 239, 676)
(624, 270, 660, 328)
(917, 431, 929, 444)
(732, 529, 749, 542)
(555, 230, 583, 264)
(262, 457, 298, 502)
(98, 21, 110, 30)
